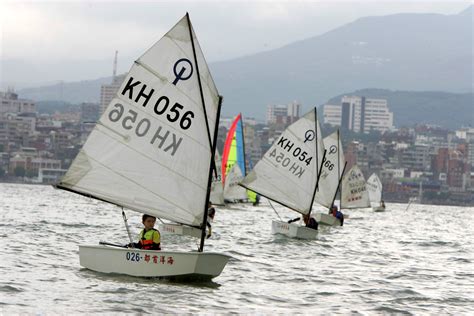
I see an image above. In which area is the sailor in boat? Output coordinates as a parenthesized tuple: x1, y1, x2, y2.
(128, 214, 161, 250)
(329, 205, 344, 226)
(252, 194, 261, 206)
(302, 213, 318, 230)
(206, 202, 216, 239)
(287, 213, 319, 230)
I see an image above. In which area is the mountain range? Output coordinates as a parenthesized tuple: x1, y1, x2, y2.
(18, 6, 473, 124)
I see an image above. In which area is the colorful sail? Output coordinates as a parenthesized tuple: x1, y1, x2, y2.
(341, 165, 371, 208)
(314, 130, 345, 208)
(240, 109, 324, 215)
(57, 15, 220, 227)
(221, 113, 246, 184)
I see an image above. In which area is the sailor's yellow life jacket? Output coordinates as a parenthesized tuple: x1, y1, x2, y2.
(139, 228, 161, 250)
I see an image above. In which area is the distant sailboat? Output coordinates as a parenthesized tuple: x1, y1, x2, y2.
(240, 108, 325, 239)
(313, 130, 346, 226)
(221, 113, 250, 202)
(223, 163, 248, 202)
(367, 173, 385, 212)
(340, 165, 371, 210)
(55, 14, 230, 280)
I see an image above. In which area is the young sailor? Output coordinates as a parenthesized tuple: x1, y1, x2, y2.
(302, 213, 318, 230)
(206, 202, 216, 239)
(287, 213, 319, 230)
(129, 214, 161, 250)
(329, 205, 344, 226)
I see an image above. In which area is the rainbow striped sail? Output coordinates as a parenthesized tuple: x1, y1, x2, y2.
(221, 113, 249, 202)
(221, 113, 246, 184)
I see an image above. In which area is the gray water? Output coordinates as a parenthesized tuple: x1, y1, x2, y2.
(1, 183, 473, 314)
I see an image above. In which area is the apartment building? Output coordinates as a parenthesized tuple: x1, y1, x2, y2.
(323, 96, 394, 133)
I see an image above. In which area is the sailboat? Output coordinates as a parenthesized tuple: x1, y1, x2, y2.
(367, 173, 385, 211)
(240, 108, 325, 239)
(313, 130, 346, 226)
(55, 14, 230, 280)
(221, 113, 249, 203)
(340, 165, 371, 210)
(160, 150, 224, 238)
(223, 163, 248, 202)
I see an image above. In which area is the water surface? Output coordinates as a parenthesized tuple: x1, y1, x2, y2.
(1, 183, 473, 314)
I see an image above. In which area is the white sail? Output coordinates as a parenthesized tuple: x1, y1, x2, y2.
(210, 151, 225, 205)
(223, 164, 247, 201)
(58, 15, 219, 227)
(341, 165, 371, 208)
(240, 109, 324, 215)
(367, 173, 382, 204)
(314, 130, 345, 208)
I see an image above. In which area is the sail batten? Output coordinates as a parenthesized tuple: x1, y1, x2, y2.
(57, 15, 219, 227)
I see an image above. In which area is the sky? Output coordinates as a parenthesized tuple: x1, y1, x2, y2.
(0, 0, 471, 88)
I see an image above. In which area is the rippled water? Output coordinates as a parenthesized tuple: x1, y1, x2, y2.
(1, 183, 473, 314)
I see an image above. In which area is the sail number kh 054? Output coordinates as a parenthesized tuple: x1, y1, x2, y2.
(267, 136, 313, 178)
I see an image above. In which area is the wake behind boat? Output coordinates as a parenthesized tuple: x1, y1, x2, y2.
(55, 14, 230, 280)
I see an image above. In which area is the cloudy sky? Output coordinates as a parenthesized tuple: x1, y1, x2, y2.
(0, 0, 470, 88)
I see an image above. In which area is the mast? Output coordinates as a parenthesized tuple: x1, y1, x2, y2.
(186, 13, 220, 252)
(308, 150, 326, 216)
(199, 96, 222, 252)
(308, 107, 325, 215)
(331, 161, 348, 209)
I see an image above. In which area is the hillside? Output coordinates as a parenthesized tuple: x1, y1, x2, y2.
(18, 6, 473, 122)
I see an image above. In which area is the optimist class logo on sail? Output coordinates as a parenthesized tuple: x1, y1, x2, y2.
(105, 59, 197, 157)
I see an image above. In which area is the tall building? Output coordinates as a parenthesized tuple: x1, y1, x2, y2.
(323, 96, 393, 133)
(0, 90, 35, 114)
(100, 74, 125, 114)
(100, 51, 125, 114)
(322, 104, 341, 126)
(266, 102, 301, 125)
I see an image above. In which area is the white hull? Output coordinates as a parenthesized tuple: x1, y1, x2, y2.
(372, 206, 386, 212)
(314, 213, 341, 226)
(271, 220, 318, 239)
(79, 245, 230, 280)
(159, 223, 203, 238)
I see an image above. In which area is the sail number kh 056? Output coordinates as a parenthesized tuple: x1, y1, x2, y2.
(106, 76, 198, 156)
(267, 136, 313, 178)
(121, 77, 194, 130)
